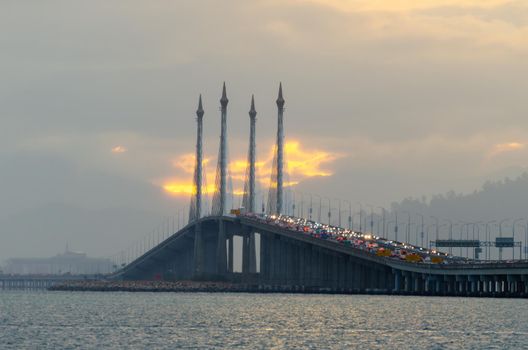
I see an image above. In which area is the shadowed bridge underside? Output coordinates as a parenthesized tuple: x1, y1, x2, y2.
(113, 216, 528, 297)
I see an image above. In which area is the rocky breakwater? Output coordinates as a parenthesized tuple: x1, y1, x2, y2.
(49, 280, 256, 293)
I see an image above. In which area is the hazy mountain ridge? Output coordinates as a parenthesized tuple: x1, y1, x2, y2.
(392, 172, 528, 224)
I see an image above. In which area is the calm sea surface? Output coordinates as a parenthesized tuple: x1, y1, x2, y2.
(0, 291, 527, 349)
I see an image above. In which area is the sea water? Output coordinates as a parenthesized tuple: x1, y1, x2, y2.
(0, 291, 527, 349)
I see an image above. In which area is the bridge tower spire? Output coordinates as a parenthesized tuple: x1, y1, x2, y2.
(192, 94, 205, 277)
(276, 83, 285, 215)
(214, 83, 229, 276)
(243, 95, 257, 213)
(189, 94, 204, 222)
(212, 82, 229, 216)
(242, 95, 258, 274)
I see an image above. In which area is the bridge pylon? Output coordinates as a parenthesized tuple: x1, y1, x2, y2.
(213, 83, 229, 276)
(242, 95, 257, 273)
(267, 83, 285, 215)
(191, 95, 205, 277)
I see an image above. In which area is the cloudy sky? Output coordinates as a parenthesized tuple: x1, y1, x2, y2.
(1, 0, 527, 260)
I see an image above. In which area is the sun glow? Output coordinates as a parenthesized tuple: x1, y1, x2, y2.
(488, 142, 524, 158)
(161, 140, 342, 197)
(111, 145, 127, 154)
(163, 182, 216, 196)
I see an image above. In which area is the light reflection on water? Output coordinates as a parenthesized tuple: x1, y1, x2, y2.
(0, 291, 527, 349)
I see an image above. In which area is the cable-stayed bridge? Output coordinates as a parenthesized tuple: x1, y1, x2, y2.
(112, 84, 528, 297)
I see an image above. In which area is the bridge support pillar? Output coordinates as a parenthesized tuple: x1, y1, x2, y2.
(468, 276, 478, 295)
(482, 276, 490, 295)
(455, 275, 466, 295)
(242, 231, 249, 276)
(353, 261, 362, 292)
(216, 220, 227, 277)
(259, 234, 267, 283)
(413, 273, 423, 294)
(242, 227, 257, 278)
(249, 231, 257, 274)
(193, 222, 204, 278)
(403, 271, 412, 293)
(444, 275, 454, 295)
(490, 277, 497, 294)
(506, 275, 517, 295)
(345, 256, 352, 291)
(279, 238, 287, 286)
(434, 277, 443, 295)
(311, 247, 319, 287)
(427, 275, 436, 294)
(393, 270, 402, 293)
(271, 235, 279, 285)
(331, 254, 339, 291)
(286, 240, 293, 286)
(228, 235, 234, 274)
(298, 243, 305, 288)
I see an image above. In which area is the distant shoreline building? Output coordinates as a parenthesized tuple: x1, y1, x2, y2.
(3, 249, 113, 275)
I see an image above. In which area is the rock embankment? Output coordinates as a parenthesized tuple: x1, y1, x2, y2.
(49, 280, 256, 293)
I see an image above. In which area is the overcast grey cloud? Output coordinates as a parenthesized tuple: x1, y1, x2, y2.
(1, 0, 528, 261)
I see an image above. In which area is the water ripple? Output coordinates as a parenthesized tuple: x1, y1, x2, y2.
(0, 291, 526, 349)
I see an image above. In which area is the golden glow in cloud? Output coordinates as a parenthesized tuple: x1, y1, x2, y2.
(285, 141, 337, 178)
(172, 153, 211, 174)
(301, 0, 514, 12)
(163, 182, 216, 196)
(284, 0, 528, 57)
(488, 142, 525, 158)
(161, 140, 342, 197)
(111, 145, 127, 154)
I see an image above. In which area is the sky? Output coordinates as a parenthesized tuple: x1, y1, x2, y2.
(1, 0, 528, 260)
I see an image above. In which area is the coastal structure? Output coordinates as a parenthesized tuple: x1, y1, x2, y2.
(109, 84, 528, 297)
(3, 249, 113, 275)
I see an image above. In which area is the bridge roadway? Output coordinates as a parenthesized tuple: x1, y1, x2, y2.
(0, 274, 103, 290)
(114, 215, 528, 297)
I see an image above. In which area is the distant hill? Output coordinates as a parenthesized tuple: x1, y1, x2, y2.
(391, 173, 528, 224)
(389, 173, 528, 260)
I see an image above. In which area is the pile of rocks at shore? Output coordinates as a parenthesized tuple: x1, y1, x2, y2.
(49, 280, 256, 293)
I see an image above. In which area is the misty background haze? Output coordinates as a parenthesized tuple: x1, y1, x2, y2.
(1, 1, 528, 263)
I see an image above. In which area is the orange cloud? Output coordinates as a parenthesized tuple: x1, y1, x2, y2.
(111, 146, 127, 154)
(161, 140, 342, 197)
(488, 142, 524, 158)
(172, 153, 211, 174)
(163, 181, 216, 196)
(285, 141, 338, 178)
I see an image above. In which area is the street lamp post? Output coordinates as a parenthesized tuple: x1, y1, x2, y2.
(512, 218, 524, 261)
(314, 194, 322, 222)
(394, 211, 399, 242)
(485, 220, 495, 260)
(402, 211, 411, 244)
(431, 216, 440, 243)
(344, 200, 352, 230)
(300, 191, 305, 218)
(460, 222, 469, 257)
(292, 191, 296, 217)
(336, 198, 342, 228)
(357, 202, 363, 232)
(443, 219, 453, 255)
(425, 223, 435, 250)
(325, 197, 332, 225)
(378, 207, 387, 238)
(367, 204, 374, 233)
(498, 218, 510, 261)
(416, 213, 424, 247)
(525, 220, 528, 260)
(387, 220, 394, 240)
(470, 222, 482, 260)
(309, 194, 313, 221)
